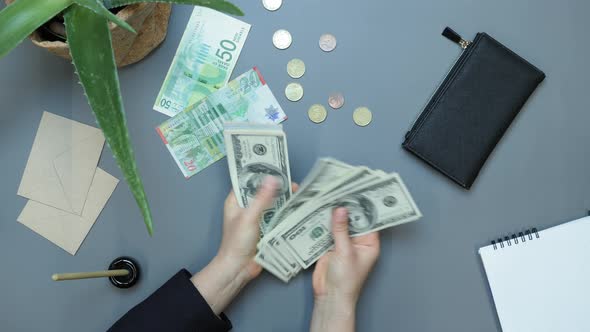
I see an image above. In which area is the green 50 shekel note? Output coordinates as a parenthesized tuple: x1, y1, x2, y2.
(153, 7, 251, 117)
(156, 68, 288, 178)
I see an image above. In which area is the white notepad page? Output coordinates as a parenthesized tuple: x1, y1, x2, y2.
(479, 216, 590, 332)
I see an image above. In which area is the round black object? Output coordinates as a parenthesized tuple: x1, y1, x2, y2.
(108, 257, 140, 289)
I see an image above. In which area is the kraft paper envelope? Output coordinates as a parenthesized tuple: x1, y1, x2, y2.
(17, 112, 105, 215)
(18, 168, 119, 255)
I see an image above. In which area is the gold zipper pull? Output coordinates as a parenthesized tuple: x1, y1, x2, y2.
(458, 39, 471, 49)
(442, 27, 471, 49)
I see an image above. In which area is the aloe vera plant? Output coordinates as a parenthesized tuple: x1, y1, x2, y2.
(0, 0, 243, 235)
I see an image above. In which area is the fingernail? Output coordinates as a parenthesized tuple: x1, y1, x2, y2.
(262, 176, 279, 190)
(334, 207, 347, 218)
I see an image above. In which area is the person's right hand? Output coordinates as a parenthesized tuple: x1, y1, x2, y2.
(310, 207, 380, 332)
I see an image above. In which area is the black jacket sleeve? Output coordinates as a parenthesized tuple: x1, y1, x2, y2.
(108, 269, 232, 332)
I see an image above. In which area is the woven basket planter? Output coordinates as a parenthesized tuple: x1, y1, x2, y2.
(4, 1, 172, 67)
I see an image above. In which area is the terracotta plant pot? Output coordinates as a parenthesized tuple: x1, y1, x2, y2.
(4, 0, 172, 67)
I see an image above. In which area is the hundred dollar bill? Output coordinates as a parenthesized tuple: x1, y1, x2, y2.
(254, 159, 423, 281)
(255, 245, 292, 283)
(319, 168, 385, 199)
(154, 6, 251, 117)
(264, 158, 354, 235)
(262, 166, 379, 274)
(262, 229, 302, 275)
(262, 164, 381, 274)
(276, 174, 422, 268)
(156, 68, 287, 178)
(224, 123, 292, 232)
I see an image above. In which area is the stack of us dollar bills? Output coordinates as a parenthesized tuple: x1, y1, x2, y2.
(224, 123, 422, 283)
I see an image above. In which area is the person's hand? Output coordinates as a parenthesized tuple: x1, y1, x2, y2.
(191, 176, 298, 315)
(216, 176, 300, 281)
(313, 207, 381, 303)
(310, 207, 380, 332)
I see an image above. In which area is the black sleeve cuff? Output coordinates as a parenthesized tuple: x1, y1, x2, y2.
(109, 269, 232, 332)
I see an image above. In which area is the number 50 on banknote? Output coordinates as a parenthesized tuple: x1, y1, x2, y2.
(153, 7, 251, 117)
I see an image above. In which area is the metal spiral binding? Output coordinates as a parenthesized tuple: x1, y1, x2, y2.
(491, 228, 540, 250)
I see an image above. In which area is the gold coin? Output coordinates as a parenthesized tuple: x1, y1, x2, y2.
(308, 104, 327, 124)
(353, 107, 372, 127)
(285, 83, 304, 102)
(287, 59, 306, 79)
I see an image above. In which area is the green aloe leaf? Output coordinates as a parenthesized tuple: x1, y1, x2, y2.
(103, 0, 243, 16)
(64, 4, 154, 235)
(0, 0, 73, 58)
(73, 0, 135, 33)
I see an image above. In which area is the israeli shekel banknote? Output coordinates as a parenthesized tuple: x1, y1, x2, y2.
(154, 7, 251, 116)
(156, 68, 287, 178)
(255, 159, 422, 282)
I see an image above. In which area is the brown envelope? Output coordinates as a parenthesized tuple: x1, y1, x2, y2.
(17, 111, 105, 215)
(18, 168, 119, 255)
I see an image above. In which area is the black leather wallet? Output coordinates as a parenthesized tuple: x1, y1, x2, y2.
(402, 27, 545, 189)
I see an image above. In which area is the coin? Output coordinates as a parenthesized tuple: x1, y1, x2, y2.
(285, 83, 304, 102)
(353, 107, 372, 126)
(308, 104, 327, 124)
(328, 92, 344, 109)
(273, 29, 292, 50)
(319, 33, 337, 52)
(287, 59, 306, 79)
(262, 0, 282, 11)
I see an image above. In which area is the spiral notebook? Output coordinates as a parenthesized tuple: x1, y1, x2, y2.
(479, 216, 590, 332)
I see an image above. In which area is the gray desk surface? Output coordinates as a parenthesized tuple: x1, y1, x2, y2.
(1, 0, 589, 331)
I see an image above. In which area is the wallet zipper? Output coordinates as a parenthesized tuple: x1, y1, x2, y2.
(404, 28, 476, 141)
(441, 27, 472, 50)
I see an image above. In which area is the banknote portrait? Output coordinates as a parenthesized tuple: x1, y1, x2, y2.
(336, 194, 377, 233)
(238, 162, 289, 198)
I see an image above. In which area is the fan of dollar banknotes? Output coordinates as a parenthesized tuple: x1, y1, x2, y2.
(224, 123, 422, 282)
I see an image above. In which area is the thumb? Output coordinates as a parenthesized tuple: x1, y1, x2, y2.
(244, 176, 279, 223)
(331, 207, 351, 255)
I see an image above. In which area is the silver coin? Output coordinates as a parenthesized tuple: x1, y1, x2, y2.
(328, 92, 345, 109)
(308, 104, 328, 124)
(287, 58, 306, 79)
(353, 107, 373, 127)
(285, 83, 304, 102)
(319, 33, 337, 52)
(262, 0, 282, 11)
(273, 29, 292, 50)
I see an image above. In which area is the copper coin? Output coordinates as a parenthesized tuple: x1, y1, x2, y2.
(328, 92, 345, 109)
